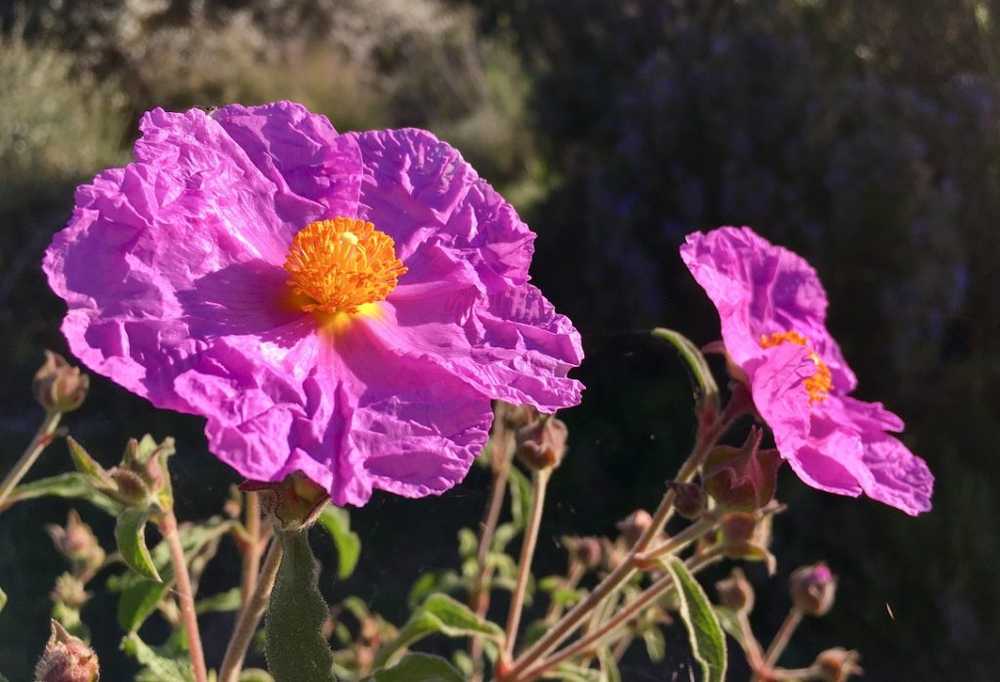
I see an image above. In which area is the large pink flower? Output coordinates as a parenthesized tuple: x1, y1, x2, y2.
(44, 101, 583, 506)
(681, 227, 932, 515)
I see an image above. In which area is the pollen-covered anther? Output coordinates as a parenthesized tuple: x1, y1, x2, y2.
(760, 330, 832, 403)
(284, 217, 407, 313)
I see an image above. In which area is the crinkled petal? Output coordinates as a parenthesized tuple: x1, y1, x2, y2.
(212, 101, 362, 220)
(681, 227, 856, 391)
(348, 128, 535, 286)
(857, 432, 934, 516)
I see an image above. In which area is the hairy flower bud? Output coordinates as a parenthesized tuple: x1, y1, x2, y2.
(51, 573, 90, 610)
(670, 481, 707, 520)
(515, 415, 568, 471)
(715, 567, 755, 612)
(244, 471, 329, 531)
(813, 648, 862, 682)
(33, 351, 89, 414)
(563, 535, 603, 569)
(616, 508, 653, 547)
(495, 401, 539, 431)
(790, 563, 837, 616)
(46, 510, 103, 571)
(34, 620, 100, 682)
(108, 435, 176, 510)
(703, 427, 782, 511)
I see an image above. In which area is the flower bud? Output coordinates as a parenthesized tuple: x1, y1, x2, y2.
(703, 427, 781, 511)
(790, 563, 837, 616)
(718, 511, 777, 574)
(243, 471, 329, 532)
(813, 647, 862, 682)
(515, 415, 568, 471)
(616, 509, 653, 547)
(108, 435, 175, 510)
(600, 537, 629, 571)
(495, 401, 539, 431)
(563, 536, 603, 569)
(34, 620, 100, 682)
(46, 510, 103, 569)
(715, 567, 755, 612)
(33, 351, 89, 414)
(669, 481, 707, 520)
(51, 573, 90, 610)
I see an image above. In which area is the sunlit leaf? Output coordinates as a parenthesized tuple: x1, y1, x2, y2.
(664, 557, 727, 682)
(115, 507, 161, 582)
(1, 472, 122, 515)
(266, 530, 337, 682)
(371, 653, 464, 682)
(374, 593, 503, 669)
(457, 527, 478, 558)
(197, 587, 242, 614)
(121, 633, 194, 682)
(652, 327, 720, 414)
(66, 436, 114, 487)
(0, 586, 5, 613)
(239, 670, 274, 682)
(598, 646, 622, 682)
(641, 625, 666, 662)
(316, 505, 362, 580)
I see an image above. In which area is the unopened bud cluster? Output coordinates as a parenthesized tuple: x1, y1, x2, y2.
(703, 426, 781, 512)
(244, 471, 329, 531)
(34, 620, 100, 682)
(46, 510, 105, 581)
(33, 351, 89, 414)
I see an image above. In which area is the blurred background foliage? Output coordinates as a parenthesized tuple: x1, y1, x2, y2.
(0, 0, 997, 679)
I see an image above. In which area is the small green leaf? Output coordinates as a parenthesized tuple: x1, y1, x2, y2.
(118, 579, 170, 632)
(374, 594, 503, 668)
(121, 633, 195, 682)
(197, 587, 242, 614)
(371, 653, 465, 682)
(457, 527, 478, 558)
(551, 663, 602, 681)
(239, 670, 275, 682)
(0, 472, 122, 515)
(0, 586, 6, 613)
(652, 327, 720, 413)
(115, 507, 161, 582)
(266, 530, 337, 682)
(641, 625, 666, 662)
(507, 466, 533, 531)
(316, 505, 362, 579)
(597, 646, 622, 682)
(66, 436, 114, 486)
(664, 557, 727, 682)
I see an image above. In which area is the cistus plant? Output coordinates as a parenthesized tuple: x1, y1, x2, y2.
(0, 102, 932, 682)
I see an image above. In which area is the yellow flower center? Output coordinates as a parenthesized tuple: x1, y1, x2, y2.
(759, 330, 832, 404)
(283, 217, 407, 314)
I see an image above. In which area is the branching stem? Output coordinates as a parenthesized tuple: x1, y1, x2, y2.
(0, 410, 61, 509)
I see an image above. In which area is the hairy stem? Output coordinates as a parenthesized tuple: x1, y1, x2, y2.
(517, 549, 724, 682)
(503, 407, 740, 680)
(504, 468, 551, 660)
(219, 538, 284, 682)
(160, 510, 208, 682)
(240, 492, 262, 604)
(635, 514, 718, 566)
(757, 607, 804, 680)
(0, 410, 61, 508)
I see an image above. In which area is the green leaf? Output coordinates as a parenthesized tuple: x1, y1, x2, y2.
(0, 472, 122, 515)
(371, 653, 465, 682)
(265, 530, 337, 682)
(597, 646, 622, 682)
(121, 633, 195, 682)
(374, 594, 504, 669)
(115, 507, 161, 582)
(457, 527, 478, 558)
(316, 505, 361, 580)
(239, 671, 275, 682)
(550, 663, 602, 681)
(115, 517, 234, 631)
(507, 466, 533, 531)
(641, 625, 666, 662)
(651, 327, 720, 413)
(197, 587, 242, 614)
(0, 586, 6, 613)
(66, 436, 114, 486)
(664, 557, 727, 682)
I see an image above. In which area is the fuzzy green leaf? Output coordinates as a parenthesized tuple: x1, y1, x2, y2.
(0, 586, 6, 613)
(665, 557, 727, 682)
(239, 671, 275, 682)
(121, 633, 194, 682)
(652, 327, 720, 413)
(507, 466, 533, 531)
(266, 530, 337, 682)
(1, 472, 122, 515)
(115, 507, 161, 582)
(371, 653, 465, 682)
(316, 505, 362, 579)
(197, 587, 242, 614)
(374, 593, 503, 668)
(66, 436, 114, 486)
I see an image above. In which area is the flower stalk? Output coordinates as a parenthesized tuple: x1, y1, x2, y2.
(159, 510, 208, 682)
(219, 538, 284, 682)
(0, 410, 61, 509)
(504, 467, 552, 660)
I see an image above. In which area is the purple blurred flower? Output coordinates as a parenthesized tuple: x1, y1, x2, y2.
(44, 101, 583, 506)
(681, 226, 932, 515)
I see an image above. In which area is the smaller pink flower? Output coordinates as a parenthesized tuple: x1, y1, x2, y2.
(681, 227, 933, 515)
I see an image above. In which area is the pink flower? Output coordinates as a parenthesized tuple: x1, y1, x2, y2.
(681, 227, 932, 515)
(44, 101, 583, 506)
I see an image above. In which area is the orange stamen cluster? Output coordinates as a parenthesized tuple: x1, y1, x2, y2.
(759, 330, 832, 403)
(284, 217, 407, 314)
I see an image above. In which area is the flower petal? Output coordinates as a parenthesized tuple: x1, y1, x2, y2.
(857, 432, 934, 516)
(681, 227, 856, 392)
